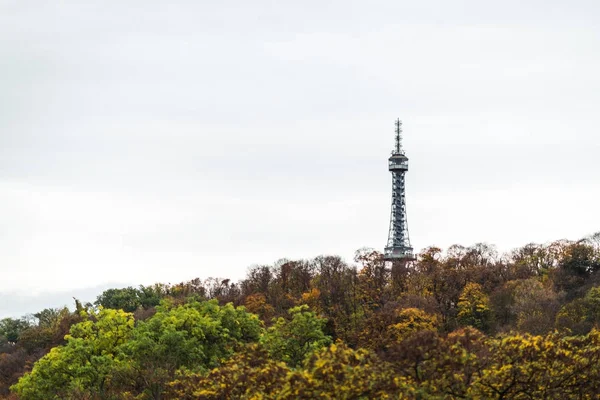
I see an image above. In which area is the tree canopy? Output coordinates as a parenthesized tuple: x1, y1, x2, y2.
(3, 232, 600, 399)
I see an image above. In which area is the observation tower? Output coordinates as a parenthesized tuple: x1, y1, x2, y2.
(384, 119, 415, 261)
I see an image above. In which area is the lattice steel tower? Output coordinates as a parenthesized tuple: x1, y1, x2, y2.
(384, 119, 414, 261)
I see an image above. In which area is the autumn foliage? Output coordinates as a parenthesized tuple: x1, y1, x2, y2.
(2, 232, 600, 398)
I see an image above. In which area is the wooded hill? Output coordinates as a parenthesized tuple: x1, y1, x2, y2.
(2, 232, 600, 399)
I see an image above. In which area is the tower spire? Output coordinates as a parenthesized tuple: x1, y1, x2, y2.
(395, 118, 403, 154)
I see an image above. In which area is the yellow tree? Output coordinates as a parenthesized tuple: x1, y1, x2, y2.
(387, 308, 439, 342)
(167, 344, 289, 399)
(457, 282, 491, 331)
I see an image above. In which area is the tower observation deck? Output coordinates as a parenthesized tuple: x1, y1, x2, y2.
(384, 119, 414, 261)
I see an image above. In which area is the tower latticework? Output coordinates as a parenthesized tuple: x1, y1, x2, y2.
(384, 119, 414, 261)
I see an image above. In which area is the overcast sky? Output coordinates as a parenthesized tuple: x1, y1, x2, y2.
(1, 0, 599, 317)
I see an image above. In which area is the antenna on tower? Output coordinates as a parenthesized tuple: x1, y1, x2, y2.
(395, 119, 403, 154)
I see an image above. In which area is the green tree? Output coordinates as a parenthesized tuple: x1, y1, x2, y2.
(95, 286, 144, 312)
(113, 300, 262, 399)
(11, 308, 134, 399)
(261, 304, 332, 367)
(0, 318, 31, 343)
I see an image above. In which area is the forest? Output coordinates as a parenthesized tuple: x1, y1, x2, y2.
(2, 232, 600, 399)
